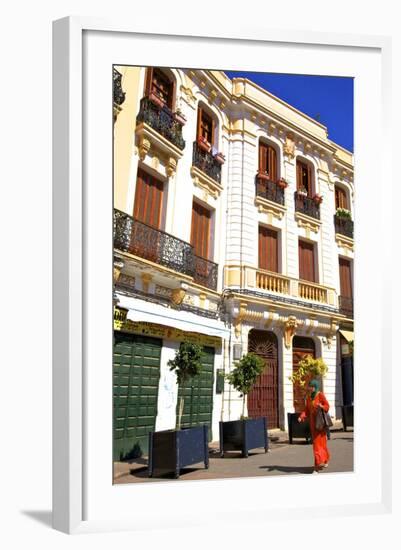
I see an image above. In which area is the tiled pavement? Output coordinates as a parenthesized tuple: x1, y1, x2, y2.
(113, 428, 353, 484)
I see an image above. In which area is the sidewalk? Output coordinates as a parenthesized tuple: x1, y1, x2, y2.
(114, 427, 353, 484)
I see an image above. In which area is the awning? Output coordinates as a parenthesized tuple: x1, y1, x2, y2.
(339, 330, 354, 342)
(121, 295, 230, 340)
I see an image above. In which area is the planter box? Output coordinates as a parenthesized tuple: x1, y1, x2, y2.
(148, 425, 209, 479)
(219, 417, 268, 458)
(287, 412, 311, 444)
(341, 405, 354, 431)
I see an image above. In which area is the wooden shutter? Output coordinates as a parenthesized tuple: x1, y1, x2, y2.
(133, 168, 164, 229)
(144, 67, 153, 97)
(298, 239, 316, 282)
(296, 161, 303, 191)
(191, 201, 211, 259)
(268, 146, 277, 181)
(339, 258, 353, 298)
(335, 187, 348, 209)
(259, 143, 268, 172)
(307, 164, 313, 196)
(259, 226, 278, 272)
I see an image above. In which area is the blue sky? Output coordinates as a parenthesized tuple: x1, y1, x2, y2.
(225, 71, 354, 152)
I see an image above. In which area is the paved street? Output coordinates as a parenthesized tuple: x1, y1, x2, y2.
(114, 428, 353, 484)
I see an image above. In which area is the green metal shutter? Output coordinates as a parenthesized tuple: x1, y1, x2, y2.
(176, 346, 215, 439)
(113, 332, 162, 461)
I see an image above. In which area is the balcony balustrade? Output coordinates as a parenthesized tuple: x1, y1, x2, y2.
(114, 209, 218, 291)
(193, 255, 218, 291)
(192, 141, 222, 183)
(339, 296, 353, 317)
(294, 192, 320, 220)
(298, 280, 328, 303)
(255, 176, 285, 206)
(334, 214, 354, 239)
(256, 270, 290, 294)
(136, 97, 185, 150)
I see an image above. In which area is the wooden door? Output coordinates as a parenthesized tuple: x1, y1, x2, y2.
(259, 143, 277, 181)
(339, 257, 353, 298)
(259, 226, 278, 272)
(113, 333, 162, 460)
(190, 201, 211, 259)
(335, 186, 348, 210)
(298, 239, 316, 282)
(292, 336, 315, 412)
(247, 330, 279, 428)
(133, 168, 164, 229)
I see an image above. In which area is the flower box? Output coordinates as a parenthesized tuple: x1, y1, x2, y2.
(219, 417, 268, 458)
(148, 91, 164, 108)
(174, 111, 187, 125)
(148, 425, 209, 479)
(277, 178, 288, 189)
(214, 152, 225, 165)
(313, 194, 323, 204)
(197, 137, 211, 153)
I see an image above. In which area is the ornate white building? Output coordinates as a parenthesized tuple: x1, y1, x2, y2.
(113, 66, 354, 460)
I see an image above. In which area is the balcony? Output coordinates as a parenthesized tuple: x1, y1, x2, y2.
(334, 214, 354, 239)
(225, 265, 337, 310)
(294, 192, 320, 220)
(114, 209, 218, 291)
(339, 296, 353, 318)
(192, 141, 222, 184)
(255, 175, 285, 206)
(136, 96, 185, 151)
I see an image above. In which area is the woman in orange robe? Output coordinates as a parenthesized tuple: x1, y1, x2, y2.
(298, 379, 330, 472)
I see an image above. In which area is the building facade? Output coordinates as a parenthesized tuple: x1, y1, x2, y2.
(113, 66, 354, 460)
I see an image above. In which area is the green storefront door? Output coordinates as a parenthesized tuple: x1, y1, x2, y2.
(113, 332, 162, 461)
(176, 346, 215, 440)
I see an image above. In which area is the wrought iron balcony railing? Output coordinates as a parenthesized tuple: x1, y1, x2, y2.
(136, 97, 185, 150)
(192, 142, 222, 183)
(294, 192, 320, 220)
(193, 255, 218, 291)
(114, 209, 194, 277)
(339, 296, 353, 318)
(255, 176, 285, 206)
(334, 215, 354, 239)
(114, 209, 218, 291)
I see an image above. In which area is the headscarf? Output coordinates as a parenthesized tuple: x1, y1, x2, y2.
(309, 379, 319, 399)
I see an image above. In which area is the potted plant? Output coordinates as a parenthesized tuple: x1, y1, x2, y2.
(148, 341, 209, 478)
(277, 177, 288, 189)
(219, 353, 268, 458)
(214, 151, 225, 165)
(336, 207, 352, 219)
(174, 108, 187, 125)
(287, 355, 328, 444)
(313, 193, 323, 204)
(197, 135, 211, 153)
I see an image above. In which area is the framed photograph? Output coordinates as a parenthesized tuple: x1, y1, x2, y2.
(53, 17, 392, 534)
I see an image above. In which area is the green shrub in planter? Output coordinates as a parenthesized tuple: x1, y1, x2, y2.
(336, 207, 352, 219)
(226, 352, 265, 418)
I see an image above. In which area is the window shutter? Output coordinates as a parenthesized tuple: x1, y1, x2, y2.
(259, 143, 267, 172)
(339, 258, 353, 298)
(196, 107, 202, 141)
(296, 161, 302, 190)
(191, 202, 211, 259)
(133, 169, 164, 229)
(307, 164, 313, 196)
(269, 146, 277, 181)
(259, 226, 278, 272)
(211, 117, 215, 148)
(299, 240, 316, 282)
(144, 67, 153, 97)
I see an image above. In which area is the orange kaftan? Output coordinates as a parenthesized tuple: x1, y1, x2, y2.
(299, 391, 330, 467)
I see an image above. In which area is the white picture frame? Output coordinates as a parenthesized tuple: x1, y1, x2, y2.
(52, 16, 393, 534)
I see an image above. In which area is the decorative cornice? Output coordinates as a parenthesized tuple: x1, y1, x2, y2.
(190, 165, 223, 199)
(295, 211, 322, 236)
(255, 196, 287, 221)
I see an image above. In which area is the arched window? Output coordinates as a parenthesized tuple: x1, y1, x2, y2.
(144, 67, 175, 110)
(296, 159, 314, 196)
(258, 142, 278, 181)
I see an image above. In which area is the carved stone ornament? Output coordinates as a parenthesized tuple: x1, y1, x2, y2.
(284, 315, 298, 349)
(171, 288, 186, 306)
(323, 319, 338, 349)
(166, 156, 177, 177)
(113, 259, 125, 284)
(141, 272, 152, 293)
(138, 137, 151, 161)
(234, 302, 248, 339)
(283, 133, 295, 159)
